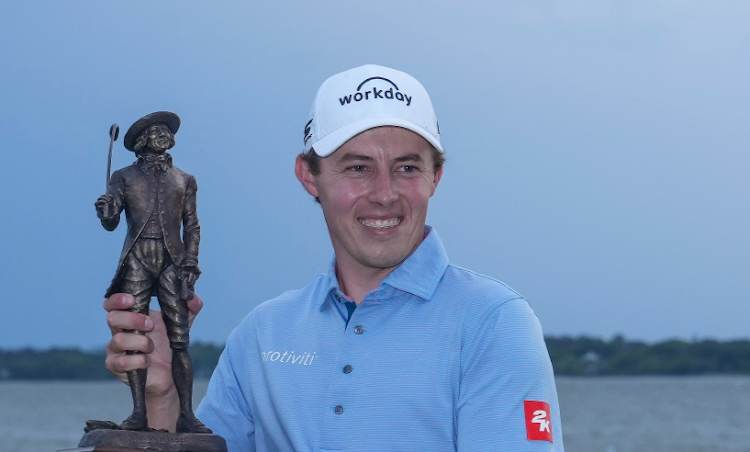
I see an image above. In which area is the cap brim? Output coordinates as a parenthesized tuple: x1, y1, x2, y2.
(309, 118, 443, 157)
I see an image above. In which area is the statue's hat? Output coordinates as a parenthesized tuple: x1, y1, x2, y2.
(123, 111, 181, 151)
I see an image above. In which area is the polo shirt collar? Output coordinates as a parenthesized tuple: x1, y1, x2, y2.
(320, 225, 449, 309)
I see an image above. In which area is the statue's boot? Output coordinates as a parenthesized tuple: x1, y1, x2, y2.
(176, 414, 213, 434)
(119, 412, 149, 431)
(119, 368, 149, 431)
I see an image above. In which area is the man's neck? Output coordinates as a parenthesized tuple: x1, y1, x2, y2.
(335, 262, 395, 305)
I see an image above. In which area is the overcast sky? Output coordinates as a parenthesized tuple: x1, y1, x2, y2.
(1, 1, 748, 349)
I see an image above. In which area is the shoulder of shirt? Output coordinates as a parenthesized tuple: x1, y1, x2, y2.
(440, 263, 528, 311)
(439, 265, 547, 354)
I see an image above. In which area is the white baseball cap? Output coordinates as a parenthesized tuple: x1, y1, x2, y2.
(303, 64, 443, 157)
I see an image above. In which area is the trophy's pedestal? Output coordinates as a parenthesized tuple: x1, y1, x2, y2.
(60, 429, 227, 452)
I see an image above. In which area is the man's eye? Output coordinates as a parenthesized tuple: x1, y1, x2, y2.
(349, 165, 367, 172)
(399, 165, 418, 173)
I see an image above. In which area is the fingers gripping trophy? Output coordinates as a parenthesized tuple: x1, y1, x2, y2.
(95, 111, 210, 434)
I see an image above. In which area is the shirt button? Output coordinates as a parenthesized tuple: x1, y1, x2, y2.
(334, 405, 344, 415)
(343, 365, 352, 374)
(354, 325, 364, 335)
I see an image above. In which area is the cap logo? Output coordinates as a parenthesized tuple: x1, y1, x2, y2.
(303, 118, 313, 145)
(338, 76, 412, 107)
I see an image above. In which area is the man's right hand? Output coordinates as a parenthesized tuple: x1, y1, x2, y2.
(104, 293, 204, 402)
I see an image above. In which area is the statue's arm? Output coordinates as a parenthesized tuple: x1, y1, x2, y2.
(181, 175, 200, 266)
(96, 173, 125, 231)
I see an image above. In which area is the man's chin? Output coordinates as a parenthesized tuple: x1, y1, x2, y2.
(356, 250, 410, 271)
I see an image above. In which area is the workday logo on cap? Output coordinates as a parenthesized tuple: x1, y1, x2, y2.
(337, 76, 413, 107)
(303, 64, 442, 157)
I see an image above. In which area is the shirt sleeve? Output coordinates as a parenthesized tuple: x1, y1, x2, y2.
(456, 298, 564, 451)
(196, 331, 256, 452)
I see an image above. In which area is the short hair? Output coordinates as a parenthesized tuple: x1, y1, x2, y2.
(133, 124, 176, 153)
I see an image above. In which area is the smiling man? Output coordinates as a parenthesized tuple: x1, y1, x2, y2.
(104, 65, 564, 451)
(296, 125, 442, 303)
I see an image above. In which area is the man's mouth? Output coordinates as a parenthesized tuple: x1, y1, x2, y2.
(359, 217, 402, 229)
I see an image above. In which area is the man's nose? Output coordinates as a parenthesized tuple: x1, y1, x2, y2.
(368, 171, 398, 205)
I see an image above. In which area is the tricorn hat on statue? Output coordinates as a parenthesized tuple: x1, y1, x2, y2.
(123, 111, 181, 151)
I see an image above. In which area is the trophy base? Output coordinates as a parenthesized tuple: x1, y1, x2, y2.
(72, 428, 227, 452)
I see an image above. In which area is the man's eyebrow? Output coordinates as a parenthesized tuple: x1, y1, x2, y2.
(335, 152, 425, 165)
(394, 154, 424, 163)
(336, 153, 374, 164)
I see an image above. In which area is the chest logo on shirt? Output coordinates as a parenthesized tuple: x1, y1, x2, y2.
(524, 400, 553, 442)
(261, 350, 318, 366)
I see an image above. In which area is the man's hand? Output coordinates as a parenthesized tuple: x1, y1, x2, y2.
(104, 293, 204, 399)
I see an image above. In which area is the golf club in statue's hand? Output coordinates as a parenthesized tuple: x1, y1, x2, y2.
(107, 124, 119, 189)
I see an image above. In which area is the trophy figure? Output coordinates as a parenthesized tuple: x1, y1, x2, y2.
(72, 111, 226, 452)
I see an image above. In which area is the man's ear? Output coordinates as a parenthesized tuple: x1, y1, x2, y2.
(430, 166, 444, 196)
(295, 156, 319, 198)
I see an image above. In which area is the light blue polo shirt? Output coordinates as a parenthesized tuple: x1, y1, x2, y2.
(197, 227, 564, 451)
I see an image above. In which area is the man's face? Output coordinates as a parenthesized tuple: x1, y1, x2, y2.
(296, 126, 443, 276)
(146, 124, 173, 153)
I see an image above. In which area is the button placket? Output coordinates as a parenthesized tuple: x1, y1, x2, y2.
(328, 295, 368, 426)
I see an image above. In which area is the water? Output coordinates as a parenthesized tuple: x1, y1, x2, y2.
(1, 376, 748, 452)
(557, 376, 750, 452)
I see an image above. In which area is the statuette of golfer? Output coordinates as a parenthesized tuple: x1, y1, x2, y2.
(95, 111, 209, 434)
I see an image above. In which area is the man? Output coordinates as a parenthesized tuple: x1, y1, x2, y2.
(105, 66, 564, 450)
(96, 111, 209, 433)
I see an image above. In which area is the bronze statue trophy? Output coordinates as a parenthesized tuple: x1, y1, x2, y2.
(73, 112, 226, 452)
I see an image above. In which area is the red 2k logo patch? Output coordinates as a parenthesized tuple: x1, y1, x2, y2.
(524, 400, 553, 442)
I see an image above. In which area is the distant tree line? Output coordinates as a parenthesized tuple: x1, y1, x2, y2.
(1, 337, 749, 380)
(546, 336, 750, 375)
(0, 342, 222, 380)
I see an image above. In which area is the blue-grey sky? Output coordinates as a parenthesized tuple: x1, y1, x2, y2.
(1, 2, 748, 349)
